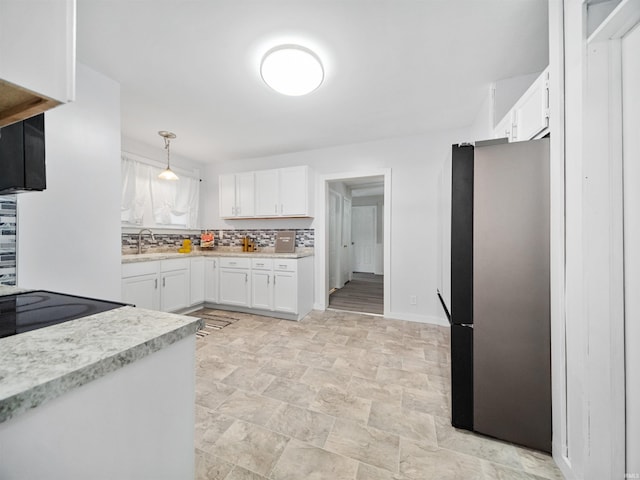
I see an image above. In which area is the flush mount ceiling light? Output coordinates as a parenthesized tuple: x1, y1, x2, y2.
(158, 130, 179, 181)
(260, 45, 324, 96)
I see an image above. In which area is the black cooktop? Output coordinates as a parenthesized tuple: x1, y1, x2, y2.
(0, 290, 128, 339)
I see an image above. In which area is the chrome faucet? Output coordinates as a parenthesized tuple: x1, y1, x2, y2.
(137, 228, 156, 254)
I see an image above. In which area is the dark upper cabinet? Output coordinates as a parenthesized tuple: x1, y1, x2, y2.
(0, 113, 46, 194)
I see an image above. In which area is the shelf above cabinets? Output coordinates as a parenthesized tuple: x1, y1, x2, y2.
(220, 166, 312, 219)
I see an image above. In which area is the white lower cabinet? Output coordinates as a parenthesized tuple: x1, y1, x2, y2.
(121, 258, 190, 313)
(122, 254, 313, 319)
(190, 257, 205, 305)
(122, 261, 160, 310)
(274, 270, 297, 313)
(160, 258, 190, 312)
(204, 258, 219, 303)
(219, 257, 251, 307)
(251, 259, 273, 310)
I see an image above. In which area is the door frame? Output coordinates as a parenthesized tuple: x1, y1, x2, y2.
(315, 169, 391, 315)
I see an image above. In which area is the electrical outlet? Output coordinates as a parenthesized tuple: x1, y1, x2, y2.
(409, 295, 417, 305)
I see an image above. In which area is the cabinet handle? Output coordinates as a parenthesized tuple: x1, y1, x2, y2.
(279, 264, 287, 269)
(163, 277, 166, 287)
(245, 273, 248, 283)
(267, 275, 270, 285)
(155, 278, 158, 289)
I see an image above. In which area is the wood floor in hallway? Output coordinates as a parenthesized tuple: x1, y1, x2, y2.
(329, 272, 383, 315)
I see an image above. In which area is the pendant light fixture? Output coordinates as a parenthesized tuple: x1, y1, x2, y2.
(158, 130, 179, 180)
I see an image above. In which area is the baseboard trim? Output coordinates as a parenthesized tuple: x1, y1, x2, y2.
(383, 311, 450, 327)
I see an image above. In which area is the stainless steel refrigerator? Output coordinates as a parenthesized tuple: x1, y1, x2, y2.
(449, 137, 551, 453)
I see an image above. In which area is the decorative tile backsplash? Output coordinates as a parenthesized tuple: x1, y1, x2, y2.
(122, 228, 314, 254)
(0, 196, 17, 286)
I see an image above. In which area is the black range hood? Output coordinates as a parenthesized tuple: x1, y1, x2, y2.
(0, 113, 46, 194)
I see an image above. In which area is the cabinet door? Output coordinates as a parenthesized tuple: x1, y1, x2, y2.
(219, 268, 250, 306)
(219, 174, 237, 217)
(161, 269, 189, 312)
(204, 258, 219, 303)
(0, 0, 75, 113)
(512, 70, 549, 141)
(190, 258, 205, 306)
(273, 271, 297, 313)
(122, 274, 160, 310)
(255, 169, 280, 216)
(280, 166, 308, 216)
(251, 270, 273, 310)
(235, 172, 255, 217)
(494, 112, 513, 141)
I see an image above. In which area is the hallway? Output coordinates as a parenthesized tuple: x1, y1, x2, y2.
(329, 273, 383, 315)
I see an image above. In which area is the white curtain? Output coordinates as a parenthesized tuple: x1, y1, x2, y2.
(121, 155, 200, 228)
(150, 172, 200, 228)
(121, 156, 151, 225)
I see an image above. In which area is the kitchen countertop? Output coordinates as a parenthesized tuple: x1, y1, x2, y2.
(121, 247, 314, 263)
(0, 286, 203, 424)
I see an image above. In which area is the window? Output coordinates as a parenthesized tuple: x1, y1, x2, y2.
(121, 154, 200, 229)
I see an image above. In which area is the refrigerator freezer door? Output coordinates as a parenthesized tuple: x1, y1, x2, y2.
(472, 138, 551, 452)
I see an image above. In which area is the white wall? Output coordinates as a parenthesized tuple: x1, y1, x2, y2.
(494, 72, 541, 124)
(203, 128, 467, 325)
(17, 63, 122, 301)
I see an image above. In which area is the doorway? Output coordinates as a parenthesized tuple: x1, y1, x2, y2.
(327, 176, 385, 315)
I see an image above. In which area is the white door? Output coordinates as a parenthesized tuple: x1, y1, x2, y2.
(190, 258, 204, 306)
(204, 258, 218, 303)
(255, 169, 279, 216)
(161, 269, 189, 312)
(235, 172, 255, 217)
(122, 274, 159, 310)
(328, 191, 342, 289)
(623, 22, 640, 474)
(280, 166, 308, 216)
(352, 206, 376, 273)
(251, 270, 272, 310)
(341, 197, 352, 284)
(219, 268, 250, 306)
(274, 271, 297, 313)
(219, 174, 236, 217)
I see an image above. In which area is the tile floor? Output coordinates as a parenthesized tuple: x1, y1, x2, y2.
(194, 309, 564, 480)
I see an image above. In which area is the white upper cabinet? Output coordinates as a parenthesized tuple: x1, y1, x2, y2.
(494, 68, 550, 142)
(219, 172, 255, 218)
(512, 69, 550, 141)
(220, 166, 311, 219)
(255, 169, 280, 216)
(279, 166, 309, 216)
(494, 111, 514, 142)
(0, 0, 76, 126)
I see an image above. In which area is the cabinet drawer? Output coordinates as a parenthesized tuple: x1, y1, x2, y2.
(273, 259, 297, 272)
(220, 257, 251, 269)
(161, 257, 190, 272)
(251, 258, 273, 270)
(122, 260, 159, 278)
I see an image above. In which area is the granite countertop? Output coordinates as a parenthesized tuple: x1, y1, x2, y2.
(0, 287, 203, 424)
(122, 247, 314, 263)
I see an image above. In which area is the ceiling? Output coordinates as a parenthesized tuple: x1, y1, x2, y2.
(77, 0, 548, 165)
